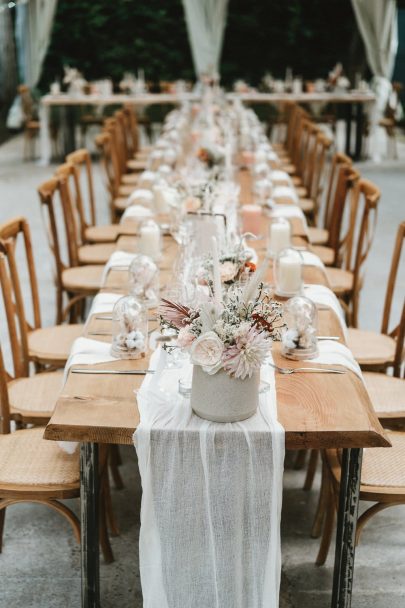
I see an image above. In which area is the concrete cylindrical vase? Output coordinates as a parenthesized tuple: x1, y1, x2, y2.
(190, 366, 260, 423)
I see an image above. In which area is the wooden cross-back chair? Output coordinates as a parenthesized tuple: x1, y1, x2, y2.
(0, 341, 114, 563)
(297, 130, 333, 223)
(105, 116, 140, 188)
(66, 148, 121, 244)
(37, 176, 103, 323)
(0, 217, 83, 370)
(348, 221, 405, 376)
(0, 246, 63, 424)
(307, 151, 353, 246)
(122, 104, 149, 170)
(54, 162, 115, 266)
(314, 430, 405, 566)
(95, 131, 134, 220)
(325, 178, 381, 327)
(312, 163, 360, 269)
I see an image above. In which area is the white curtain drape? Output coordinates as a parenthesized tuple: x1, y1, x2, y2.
(351, 0, 398, 119)
(182, 0, 229, 78)
(15, 0, 58, 88)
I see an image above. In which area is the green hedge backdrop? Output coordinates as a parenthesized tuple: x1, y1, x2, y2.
(40, 0, 363, 90)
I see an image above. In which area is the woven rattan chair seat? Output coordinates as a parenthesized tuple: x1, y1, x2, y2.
(0, 427, 79, 486)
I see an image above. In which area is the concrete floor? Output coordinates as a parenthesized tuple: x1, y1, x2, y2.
(0, 133, 404, 607)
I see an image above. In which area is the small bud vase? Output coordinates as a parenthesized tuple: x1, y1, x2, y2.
(190, 366, 260, 423)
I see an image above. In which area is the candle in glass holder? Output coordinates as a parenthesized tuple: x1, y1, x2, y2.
(138, 219, 161, 260)
(275, 248, 303, 296)
(241, 204, 262, 236)
(269, 218, 291, 257)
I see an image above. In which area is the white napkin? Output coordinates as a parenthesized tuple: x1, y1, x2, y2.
(300, 250, 326, 272)
(272, 186, 298, 204)
(63, 337, 116, 384)
(304, 284, 348, 339)
(127, 189, 154, 205)
(101, 250, 136, 285)
(84, 292, 123, 328)
(310, 341, 363, 380)
(270, 170, 292, 186)
(270, 204, 307, 223)
(121, 204, 153, 223)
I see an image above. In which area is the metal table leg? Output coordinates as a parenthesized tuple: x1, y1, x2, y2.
(80, 442, 100, 608)
(331, 448, 363, 608)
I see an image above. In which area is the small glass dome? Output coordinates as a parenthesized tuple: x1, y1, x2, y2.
(128, 254, 160, 308)
(274, 247, 303, 297)
(111, 295, 148, 359)
(281, 295, 319, 360)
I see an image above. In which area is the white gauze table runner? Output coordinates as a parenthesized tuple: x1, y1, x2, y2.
(134, 349, 285, 608)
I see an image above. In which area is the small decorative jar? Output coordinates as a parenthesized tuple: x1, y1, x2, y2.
(128, 254, 160, 308)
(138, 219, 161, 261)
(274, 247, 303, 297)
(281, 296, 319, 360)
(268, 218, 291, 258)
(111, 295, 148, 359)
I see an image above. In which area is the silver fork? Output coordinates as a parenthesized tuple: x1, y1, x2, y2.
(266, 361, 345, 375)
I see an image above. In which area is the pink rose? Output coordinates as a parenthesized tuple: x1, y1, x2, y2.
(190, 331, 224, 368)
(220, 261, 238, 283)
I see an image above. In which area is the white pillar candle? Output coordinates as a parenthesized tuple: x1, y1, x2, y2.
(138, 221, 161, 260)
(269, 221, 291, 256)
(278, 255, 302, 294)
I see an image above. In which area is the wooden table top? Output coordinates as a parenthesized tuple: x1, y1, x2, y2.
(44, 171, 388, 450)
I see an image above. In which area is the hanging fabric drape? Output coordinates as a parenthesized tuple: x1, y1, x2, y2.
(182, 0, 229, 79)
(351, 0, 398, 155)
(15, 0, 58, 88)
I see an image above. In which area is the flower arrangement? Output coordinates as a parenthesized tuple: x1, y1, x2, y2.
(159, 271, 284, 379)
(197, 142, 225, 168)
(196, 241, 257, 286)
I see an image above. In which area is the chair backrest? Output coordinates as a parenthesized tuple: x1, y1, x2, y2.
(0, 218, 41, 377)
(380, 222, 405, 376)
(55, 161, 86, 246)
(349, 179, 381, 327)
(95, 130, 122, 201)
(327, 164, 361, 267)
(0, 218, 40, 379)
(0, 341, 11, 433)
(123, 104, 140, 156)
(66, 149, 97, 234)
(323, 152, 353, 231)
(306, 131, 333, 206)
(38, 175, 80, 280)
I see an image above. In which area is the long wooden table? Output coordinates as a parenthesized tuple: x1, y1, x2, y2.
(44, 170, 388, 608)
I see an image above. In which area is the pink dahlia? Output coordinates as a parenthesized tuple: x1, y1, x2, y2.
(222, 327, 270, 379)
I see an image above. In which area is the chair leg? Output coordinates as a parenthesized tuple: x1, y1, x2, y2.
(0, 503, 6, 552)
(355, 502, 401, 546)
(315, 480, 335, 566)
(311, 461, 328, 538)
(109, 445, 125, 490)
(99, 481, 114, 564)
(303, 449, 319, 491)
(294, 449, 307, 470)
